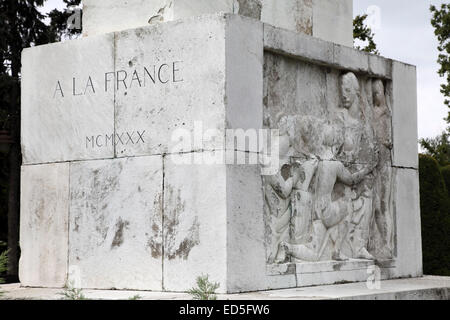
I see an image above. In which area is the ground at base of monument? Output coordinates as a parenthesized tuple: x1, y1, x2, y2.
(0, 276, 448, 300)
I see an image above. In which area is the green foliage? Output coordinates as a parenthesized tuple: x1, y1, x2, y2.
(430, 4, 450, 123)
(419, 155, 450, 276)
(420, 131, 450, 167)
(442, 165, 450, 198)
(0, 249, 8, 284)
(353, 14, 379, 55)
(128, 294, 142, 300)
(188, 275, 220, 300)
(60, 281, 88, 300)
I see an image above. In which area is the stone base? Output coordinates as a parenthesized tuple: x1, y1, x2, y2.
(1, 276, 449, 300)
(20, 13, 422, 294)
(268, 259, 396, 287)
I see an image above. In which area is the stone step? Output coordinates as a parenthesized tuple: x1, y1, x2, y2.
(0, 276, 448, 300)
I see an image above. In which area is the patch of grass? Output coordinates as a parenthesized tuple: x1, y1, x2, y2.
(59, 281, 88, 300)
(0, 249, 8, 284)
(188, 274, 220, 300)
(0, 250, 9, 298)
(128, 294, 142, 300)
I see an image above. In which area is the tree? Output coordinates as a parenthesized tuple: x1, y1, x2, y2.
(0, 0, 81, 280)
(419, 155, 450, 276)
(353, 14, 379, 55)
(442, 165, 450, 198)
(431, 4, 450, 124)
(420, 131, 450, 167)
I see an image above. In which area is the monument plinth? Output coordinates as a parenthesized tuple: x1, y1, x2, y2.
(83, 0, 353, 47)
(19, 0, 422, 294)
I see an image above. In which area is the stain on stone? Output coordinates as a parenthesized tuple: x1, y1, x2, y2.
(333, 263, 342, 271)
(96, 224, 109, 244)
(148, 239, 162, 259)
(164, 186, 200, 261)
(281, 164, 291, 181)
(164, 186, 186, 237)
(30, 196, 45, 228)
(167, 217, 200, 261)
(295, 0, 313, 35)
(148, 3, 171, 24)
(237, 0, 262, 20)
(73, 217, 80, 232)
(111, 218, 130, 249)
(144, 192, 164, 259)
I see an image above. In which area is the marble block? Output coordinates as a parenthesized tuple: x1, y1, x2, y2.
(162, 153, 228, 292)
(113, 15, 227, 157)
(21, 14, 263, 162)
(19, 163, 70, 287)
(391, 61, 419, 169)
(82, 0, 353, 46)
(163, 152, 297, 293)
(391, 168, 422, 278)
(68, 156, 163, 290)
(21, 34, 115, 165)
(312, 0, 353, 47)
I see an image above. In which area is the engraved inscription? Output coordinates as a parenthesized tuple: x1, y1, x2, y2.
(53, 61, 183, 98)
(86, 130, 146, 149)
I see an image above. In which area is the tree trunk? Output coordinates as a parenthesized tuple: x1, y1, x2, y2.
(7, 141, 20, 280)
(7, 0, 21, 278)
(7, 74, 21, 281)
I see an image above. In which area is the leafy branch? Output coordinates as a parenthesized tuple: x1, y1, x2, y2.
(188, 274, 220, 300)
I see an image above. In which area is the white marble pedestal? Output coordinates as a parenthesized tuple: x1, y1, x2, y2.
(19, 14, 421, 293)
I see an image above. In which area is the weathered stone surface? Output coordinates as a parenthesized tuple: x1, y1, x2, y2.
(312, 0, 353, 47)
(19, 12, 422, 294)
(264, 24, 334, 65)
(263, 54, 396, 270)
(68, 156, 163, 290)
(114, 15, 227, 157)
(261, 0, 313, 35)
(391, 168, 422, 279)
(83, 0, 352, 46)
(3, 276, 450, 300)
(225, 15, 263, 133)
(83, 0, 171, 36)
(391, 61, 418, 169)
(21, 34, 115, 164)
(264, 24, 394, 79)
(369, 54, 392, 79)
(115, 14, 264, 157)
(333, 43, 370, 73)
(226, 163, 267, 292)
(170, 0, 236, 20)
(163, 152, 228, 292)
(19, 163, 70, 287)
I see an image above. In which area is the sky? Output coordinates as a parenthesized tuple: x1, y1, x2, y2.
(354, 0, 448, 140)
(40, 0, 448, 140)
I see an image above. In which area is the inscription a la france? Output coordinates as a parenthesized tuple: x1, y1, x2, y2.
(51, 61, 183, 149)
(52, 61, 183, 97)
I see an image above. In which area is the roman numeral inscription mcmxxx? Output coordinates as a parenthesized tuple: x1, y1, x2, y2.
(86, 130, 146, 149)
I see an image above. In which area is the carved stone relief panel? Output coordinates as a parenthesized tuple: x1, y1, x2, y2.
(263, 53, 395, 264)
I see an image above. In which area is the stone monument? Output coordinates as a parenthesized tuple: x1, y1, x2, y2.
(19, 0, 422, 293)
